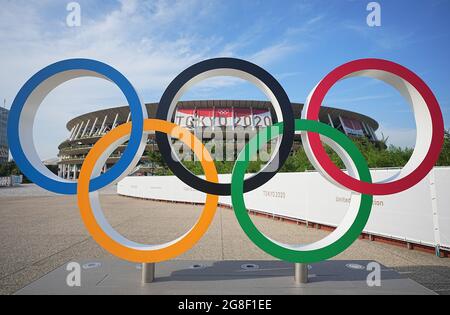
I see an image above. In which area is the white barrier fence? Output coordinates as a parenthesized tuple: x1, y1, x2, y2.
(0, 175, 23, 187)
(118, 167, 450, 251)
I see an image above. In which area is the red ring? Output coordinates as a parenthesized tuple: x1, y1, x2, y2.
(306, 59, 444, 195)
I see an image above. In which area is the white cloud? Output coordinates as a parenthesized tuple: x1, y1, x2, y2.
(0, 0, 314, 159)
(0, 0, 223, 159)
(376, 127, 417, 148)
(327, 94, 393, 105)
(342, 21, 416, 51)
(248, 42, 302, 66)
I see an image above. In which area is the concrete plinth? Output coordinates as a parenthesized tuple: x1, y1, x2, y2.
(15, 260, 435, 295)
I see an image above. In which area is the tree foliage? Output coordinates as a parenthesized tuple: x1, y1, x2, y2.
(148, 132, 450, 175)
(0, 161, 22, 177)
(436, 129, 450, 167)
(0, 161, 31, 183)
(3, 131, 449, 181)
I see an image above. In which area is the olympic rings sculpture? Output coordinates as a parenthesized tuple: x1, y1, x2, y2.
(7, 58, 444, 264)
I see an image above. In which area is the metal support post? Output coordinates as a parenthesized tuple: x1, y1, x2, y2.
(295, 263, 308, 284)
(141, 263, 155, 284)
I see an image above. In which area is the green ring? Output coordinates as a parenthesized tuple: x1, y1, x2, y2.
(231, 119, 373, 263)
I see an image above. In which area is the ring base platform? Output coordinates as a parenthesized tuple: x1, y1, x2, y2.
(15, 259, 434, 295)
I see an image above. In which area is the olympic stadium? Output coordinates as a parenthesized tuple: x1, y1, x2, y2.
(57, 100, 380, 180)
(0, 107, 9, 165)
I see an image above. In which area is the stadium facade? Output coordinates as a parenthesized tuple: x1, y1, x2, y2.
(0, 107, 9, 164)
(57, 101, 380, 180)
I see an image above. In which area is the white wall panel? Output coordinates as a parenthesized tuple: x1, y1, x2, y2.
(434, 168, 450, 249)
(117, 168, 450, 249)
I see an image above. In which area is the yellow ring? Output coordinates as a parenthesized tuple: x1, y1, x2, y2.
(77, 119, 219, 263)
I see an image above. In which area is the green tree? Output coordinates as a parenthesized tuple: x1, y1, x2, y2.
(0, 161, 21, 177)
(437, 129, 450, 166)
(149, 131, 450, 176)
(0, 161, 31, 183)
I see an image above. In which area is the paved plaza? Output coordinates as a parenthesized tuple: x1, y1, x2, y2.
(1, 184, 450, 295)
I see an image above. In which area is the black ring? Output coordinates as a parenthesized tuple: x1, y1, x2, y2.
(155, 58, 295, 196)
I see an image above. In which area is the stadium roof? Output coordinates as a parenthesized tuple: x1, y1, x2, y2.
(66, 100, 379, 131)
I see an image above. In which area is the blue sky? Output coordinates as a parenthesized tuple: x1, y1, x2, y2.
(0, 0, 449, 159)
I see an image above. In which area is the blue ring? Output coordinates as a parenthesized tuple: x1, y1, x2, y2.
(7, 59, 145, 195)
